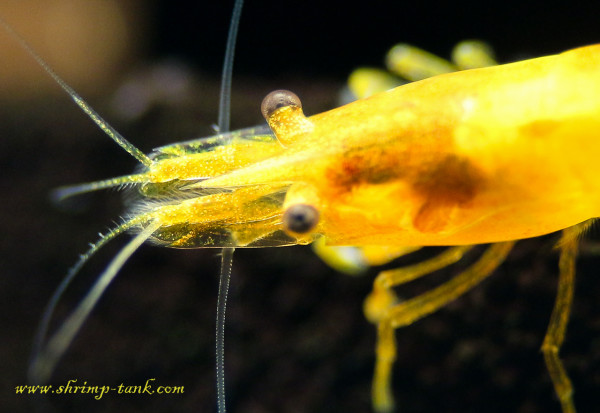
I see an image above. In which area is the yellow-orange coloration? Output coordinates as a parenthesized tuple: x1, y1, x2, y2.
(96, 44, 598, 413)
(17, 20, 598, 410)
(138, 45, 600, 248)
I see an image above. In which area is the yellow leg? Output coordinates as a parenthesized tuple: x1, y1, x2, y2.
(347, 40, 497, 104)
(372, 321, 397, 413)
(541, 221, 592, 413)
(451, 40, 497, 70)
(368, 242, 515, 412)
(364, 245, 473, 323)
(312, 236, 424, 276)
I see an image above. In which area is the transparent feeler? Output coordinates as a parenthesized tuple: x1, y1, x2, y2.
(215, 1, 244, 412)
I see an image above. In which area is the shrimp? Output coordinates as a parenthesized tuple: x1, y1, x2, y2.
(3, 1, 600, 413)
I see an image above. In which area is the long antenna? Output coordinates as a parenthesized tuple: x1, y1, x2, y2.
(215, 1, 243, 412)
(28, 218, 137, 382)
(215, 247, 234, 413)
(29, 219, 159, 383)
(0, 16, 153, 167)
(217, 0, 244, 134)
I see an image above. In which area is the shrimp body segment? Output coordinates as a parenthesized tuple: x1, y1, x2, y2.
(183, 44, 600, 249)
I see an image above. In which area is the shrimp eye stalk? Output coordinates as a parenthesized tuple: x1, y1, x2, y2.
(283, 204, 319, 234)
(261, 89, 314, 146)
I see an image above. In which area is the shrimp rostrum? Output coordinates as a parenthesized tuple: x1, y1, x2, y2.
(32, 39, 600, 412)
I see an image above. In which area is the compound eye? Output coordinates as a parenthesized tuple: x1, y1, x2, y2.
(283, 204, 319, 234)
(261, 90, 302, 120)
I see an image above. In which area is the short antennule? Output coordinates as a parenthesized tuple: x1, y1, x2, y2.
(50, 173, 149, 203)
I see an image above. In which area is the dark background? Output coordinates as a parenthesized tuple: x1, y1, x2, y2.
(2, 1, 600, 412)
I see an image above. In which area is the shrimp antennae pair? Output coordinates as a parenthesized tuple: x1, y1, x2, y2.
(2, 1, 246, 410)
(0, 15, 155, 383)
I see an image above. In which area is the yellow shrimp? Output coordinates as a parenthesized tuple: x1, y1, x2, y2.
(4, 2, 600, 413)
(131, 44, 600, 413)
(39, 43, 600, 411)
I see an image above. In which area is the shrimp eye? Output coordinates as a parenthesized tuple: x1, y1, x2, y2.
(283, 204, 319, 234)
(261, 89, 302, 120)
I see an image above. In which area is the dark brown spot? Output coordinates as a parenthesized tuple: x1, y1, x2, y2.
(412, 154, 483, 203)
(325, 117, 457, 194)
(411, 155, 485, 232)
(327, 143, 410, 190)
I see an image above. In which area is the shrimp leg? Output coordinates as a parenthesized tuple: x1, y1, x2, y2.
(366, 242, 514, 412)
(542, 221, 593, 413)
